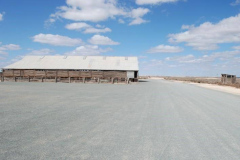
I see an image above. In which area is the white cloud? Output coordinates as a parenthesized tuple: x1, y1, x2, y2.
(168, 54, 195, 63)
(66, 45, 112, 55)
(148, 59, 164, 67)
(96, 24, 102, 28)
(131, 8, 150, 18)
(27, 49, 55, 55)
(118, 19, 125, 24)
(88, 35, 120, 45)
(0, 43, 21, 55)
(147, 45, 184, 53)
(48, 0, 150, 26)
(169, 14, 240, 51)
(84, 27, 111, 34)
(181, 24, 194, 30)
(32, 34, 83, 46)
(141, 49, 240, 76)
(65, 22, 112, 34)
(136, 0, 179, 5)
(232, 46, 240, 50)
(52, 0, 126, 22)
(211, 50, 240, 61)
(65, 22, 91, 30)
(138, 55, 147, 59)
(231, 0, 240, 6)
(44, 14, 59, 28)
(129, 8, 150, 25)
(0, 51, 7, 55)
(129, 18, 148, 25)
(167, 50, 240, 64)
(0, 44, 21, 51)
(0, 12, 4, 21)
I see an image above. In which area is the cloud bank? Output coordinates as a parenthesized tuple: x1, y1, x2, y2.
(33, 34, 83, 46)
(169, 14, 240, 50)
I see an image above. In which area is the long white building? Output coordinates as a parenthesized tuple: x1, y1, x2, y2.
(1, 56, 139, 83)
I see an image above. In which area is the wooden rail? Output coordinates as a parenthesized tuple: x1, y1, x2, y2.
(1, 69, 133, 84)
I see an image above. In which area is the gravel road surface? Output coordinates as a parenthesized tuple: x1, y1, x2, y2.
(1, 80, 240, 160)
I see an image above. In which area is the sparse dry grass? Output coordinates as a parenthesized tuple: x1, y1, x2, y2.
(163, 77, 240, 88)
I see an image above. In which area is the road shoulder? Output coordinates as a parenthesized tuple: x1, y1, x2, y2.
(166, 79, 240, 96)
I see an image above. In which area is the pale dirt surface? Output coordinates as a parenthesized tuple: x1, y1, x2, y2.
(167, 80, 240, 96)
(195, 77, 219, 80)
(1, 80, 240, 160)
(148, 77, 164, 80)
(193, 83, 240, 96)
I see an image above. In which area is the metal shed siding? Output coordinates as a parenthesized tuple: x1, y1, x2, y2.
(127, 71, 135, 78)
(3, 56, 139, 71)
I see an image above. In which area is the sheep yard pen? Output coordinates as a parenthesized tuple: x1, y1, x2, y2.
(1, 70, 135, 84)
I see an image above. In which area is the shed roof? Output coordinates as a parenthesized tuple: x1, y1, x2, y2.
(3, 56, 139, 71)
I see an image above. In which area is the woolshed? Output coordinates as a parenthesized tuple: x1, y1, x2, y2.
(221, 74, 236, 84)
(0, 71, 2, 81)
(1, 56, 139, 84)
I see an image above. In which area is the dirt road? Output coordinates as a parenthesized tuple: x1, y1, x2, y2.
(1, 80, 240, 159)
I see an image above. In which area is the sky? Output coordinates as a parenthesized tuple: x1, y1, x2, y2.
(0, 0, 240, 76)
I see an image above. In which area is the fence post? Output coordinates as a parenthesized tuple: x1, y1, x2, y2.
(83, 77, 85, 83)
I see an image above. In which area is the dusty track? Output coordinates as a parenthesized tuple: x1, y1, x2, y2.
(1, 80, 240, 159)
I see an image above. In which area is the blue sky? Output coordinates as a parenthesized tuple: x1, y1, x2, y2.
(0, 0, 240, 76)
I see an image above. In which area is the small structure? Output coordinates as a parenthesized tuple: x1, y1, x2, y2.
(1, 56, 139, 84)
(221, 74, 236, 84)
(0, 70, 2, 82)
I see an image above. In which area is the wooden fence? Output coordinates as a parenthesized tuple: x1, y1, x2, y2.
(1, 69, 133, 84)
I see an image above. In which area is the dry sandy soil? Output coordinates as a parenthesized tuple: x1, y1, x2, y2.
(157, 76, 240, 95)
(191, 82, 240, 96)
(162, 78, 240, 96)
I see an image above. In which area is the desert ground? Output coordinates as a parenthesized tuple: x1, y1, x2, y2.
(163, 76, 240, 88)
(1, 80, 240, 160)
